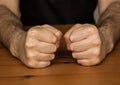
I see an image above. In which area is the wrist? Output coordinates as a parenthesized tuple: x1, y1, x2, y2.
(10, 29, 26, 57)
(99, 24, 114, 53)
(97, 1, 120, 51)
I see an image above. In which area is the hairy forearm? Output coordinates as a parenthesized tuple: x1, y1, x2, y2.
(97, 1, 120, 52)
(0, 5, 25, 56)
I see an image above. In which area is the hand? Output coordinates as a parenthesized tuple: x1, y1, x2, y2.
(64, 24, 112, 66)
(16, 25, 62, 68)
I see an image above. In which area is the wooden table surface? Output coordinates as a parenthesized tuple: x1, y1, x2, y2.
(0, 25, 120, 85)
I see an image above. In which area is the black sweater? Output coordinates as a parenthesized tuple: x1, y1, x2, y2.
(20, 0, 97, 26)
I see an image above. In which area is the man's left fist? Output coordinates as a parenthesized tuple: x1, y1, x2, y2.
(64, 24, 110, 66)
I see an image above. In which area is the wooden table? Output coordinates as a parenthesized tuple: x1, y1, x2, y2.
(0, 25, 120, 85)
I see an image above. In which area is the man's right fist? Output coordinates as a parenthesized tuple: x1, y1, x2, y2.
(16, 25, 62, 68)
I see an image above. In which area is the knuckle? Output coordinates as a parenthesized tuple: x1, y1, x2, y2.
(89, 28, 97, 33)
(52, 45, 57, 52)
(50, 36, 57, 43)
(90, 24, 97, 29)
(91, 58, 101, 65)
(70, 46, 73, 51)
(92, 40, 101, 46)
(44, 54, 55, 60)
(42, 24, 50, 27)
(56, 30, 62, 37)
(64, 33, 69, 40)
(92, 50, 100, 57)
(72, 53, 78, 59)
(28, 28, 38, 36)
(75, 24, 81, 27)
(87, 25, 98, 34)
(26, 52, 35, 59)
(77, 60, 85, 65)
(25, 42, 36, 49)
(27, 60, 36, 68)
(39, 61, 51, 68)
(50, 54, 55, 60)
(91, 48, 100, 57)
(70, 44, 75, 51)
(72, 53, 76, 58)
(77, 60, 81, 65)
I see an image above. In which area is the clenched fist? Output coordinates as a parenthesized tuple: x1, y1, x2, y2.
(16, 25, 62, 68)
(64, 24, 113, 66)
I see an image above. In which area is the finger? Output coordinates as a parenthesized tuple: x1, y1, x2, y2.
(77, 57, 101, 66)
(64, 24, 82, 50)
(72, 47, 100, 59)
(37, 42, 57, 53)
(70, 34, 101, 51)
(26, 60, 51, 68)
(26, 50, 55, 61)
(64, 24, 82, 43)
(36, 53, 55, 61)
(28, 26, 57, 43)
(38, 61, 51, 68)
(77, 59, 93, 66)
(42, 24, 62, 40)
(70, 24, 98, 42)
(25, 37, 57, 53)
(56, 41, 60, 48)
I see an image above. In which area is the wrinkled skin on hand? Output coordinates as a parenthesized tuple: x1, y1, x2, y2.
(17, 25, 62, 68)
(64, 24, 112, 66)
